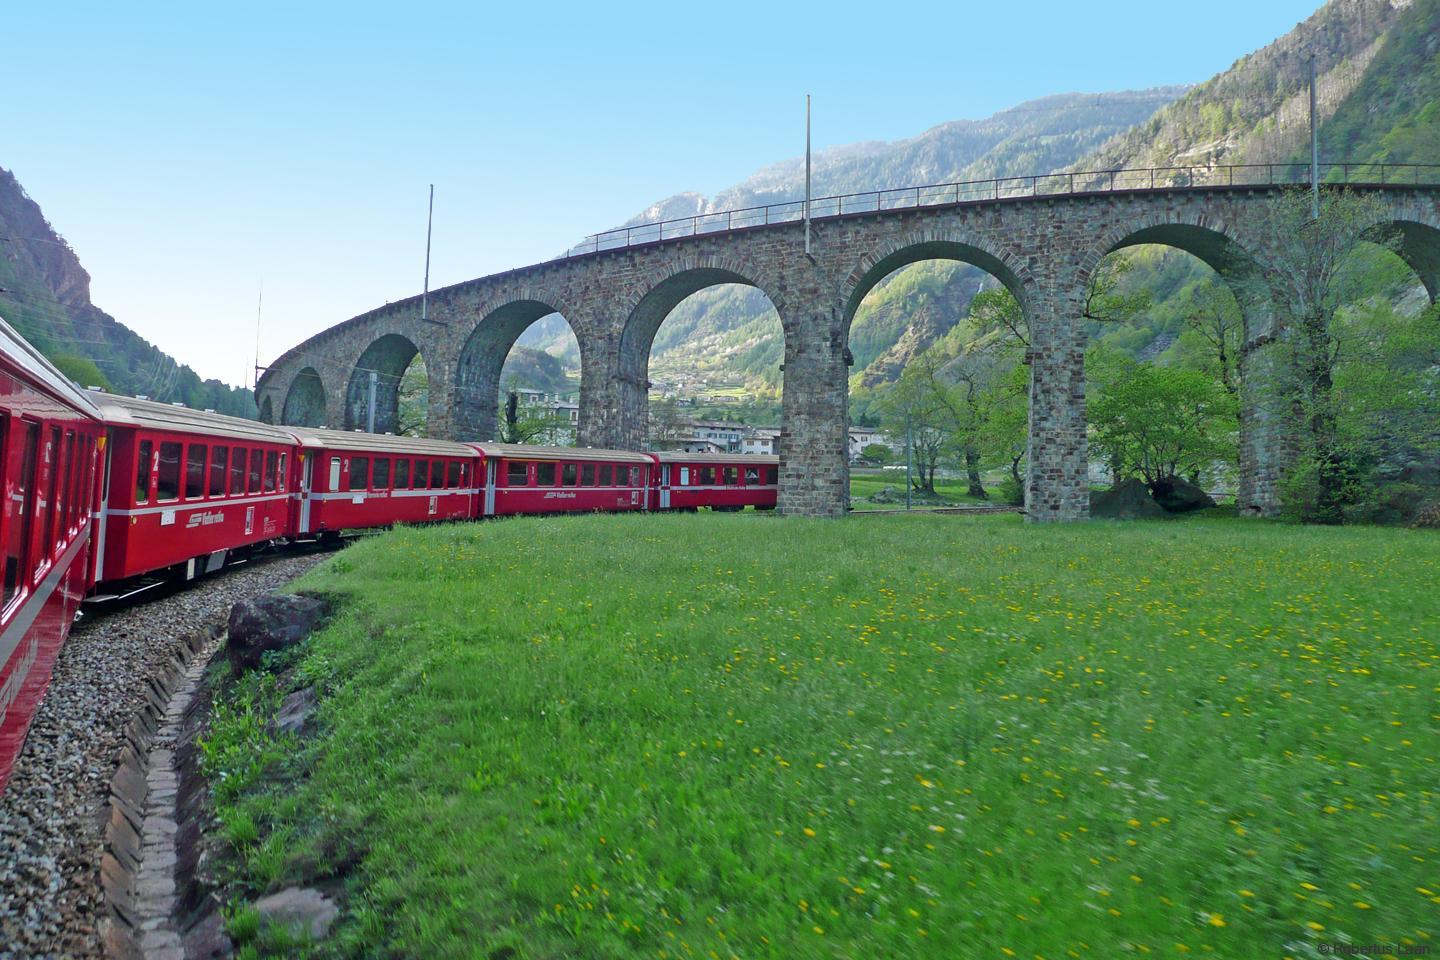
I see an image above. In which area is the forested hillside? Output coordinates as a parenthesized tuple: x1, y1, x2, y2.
(0, 167, 254, 415)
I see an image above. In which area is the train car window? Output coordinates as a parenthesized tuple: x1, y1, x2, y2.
(328, 457, 341, 490)
(209, 447, 229, 497)
(136, 440, 154, 503)
(765, 467, 778, 484)
(724, 467, 739, 485)
(599, 464, 613, 486)
(536, 461, 556, 486)
(447, 462, 461, 488)
(66, 433, 79, 529)
(414, 460, 427, 489)
(277, 453, 286, 492)
(4, 422, 39, 605)
(74, 436, 88, 528)
(679, 467, 690, 486)
(460, 462, 469, 486)
(41, 428, 60, 555)
(248, 449, 263, 494)
(185, 444, 207, 499)
(348, 457, 369, 491)
(506, 460, 527, 486)
(51, 431, 68, 539)
(560, 463, 577, 486)
(373, 458, 391, 489)
(263, 451, 279, 492)
(230, 447, 246, 495)
(581, 464, 596, 486)
(394, 458, 410, 488)
(64, 431, 78, 530)
(745, 467, 759, 484)
(429, 460, 444, 488)
(156, 441, 182, 502)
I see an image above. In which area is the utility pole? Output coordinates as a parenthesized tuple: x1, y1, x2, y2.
(1309, 55, 1320, 218)
(366, 370, 378, 433)
(804, 94, 812, 256)
(422, 184, 437, 323)
(252, 282, 262, 391)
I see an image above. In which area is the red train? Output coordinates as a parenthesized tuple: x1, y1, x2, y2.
(0, 316, 779, 791)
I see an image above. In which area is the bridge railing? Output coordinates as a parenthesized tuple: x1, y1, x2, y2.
(565, 162, 1440, 257)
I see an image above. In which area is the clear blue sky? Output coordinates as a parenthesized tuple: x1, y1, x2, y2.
(3, 0, 1323, 387)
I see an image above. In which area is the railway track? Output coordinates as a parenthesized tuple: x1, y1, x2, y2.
(0, 552, 325, 960)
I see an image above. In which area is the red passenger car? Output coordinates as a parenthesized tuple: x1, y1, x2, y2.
(93, 394, 297, 587)
(472, 443, 653, 516)
(652, 452, 779, 511)
(287, 428, 479, 535)
(0, 318, 104, 791)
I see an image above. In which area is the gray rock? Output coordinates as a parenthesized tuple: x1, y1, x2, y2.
(226, 594, 329, 673)
(273, 687, 318, 736)
(253, 886, 339, 940)
(1150, 475, 1216, 513)
(1091, 478, 1166, 520)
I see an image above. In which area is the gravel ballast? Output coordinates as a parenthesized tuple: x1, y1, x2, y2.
(0, 554, 324, 959)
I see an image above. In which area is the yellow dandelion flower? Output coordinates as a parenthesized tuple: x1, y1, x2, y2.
(803, 827, 816, 838)
(1307, 921, 1325, 931)
(1207, 914, 1226, 927)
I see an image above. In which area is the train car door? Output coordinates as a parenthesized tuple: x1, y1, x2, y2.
(299, 454, 315, 533)
(483, 458, 496, 517)
(659, 462, 671, 510)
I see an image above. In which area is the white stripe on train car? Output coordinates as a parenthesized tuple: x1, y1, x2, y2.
(108, 493, 290, 517)
(309, 488, 479, 502)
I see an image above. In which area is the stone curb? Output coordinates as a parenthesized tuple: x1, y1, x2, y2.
(99, 620, 225, 960)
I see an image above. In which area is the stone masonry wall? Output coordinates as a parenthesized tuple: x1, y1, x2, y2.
(256, 185, 1440, 519)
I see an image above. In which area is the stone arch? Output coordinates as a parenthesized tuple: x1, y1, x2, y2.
(615, 255, 790, 450)
(1356, 214, 1440, 303)
(1091, 216, 1276, 342)
(1088, 215, 1288, 518)
(455, 290, 583, 442)
(344, 334, 427, 434)
(281, 366, 326, 427)
(838, 229, 1033, 336)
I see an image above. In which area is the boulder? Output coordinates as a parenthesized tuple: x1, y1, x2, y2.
(252, 887, 338, 940)
(1090, 478, 1166, 520)
(226, 594, 328, 673)
(1150, 475, 1217, 513)
(273, 687, 318, 736)
(1398, 460, 1440, 487)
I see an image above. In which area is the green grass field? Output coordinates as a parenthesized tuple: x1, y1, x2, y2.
(206, 514, 1438, 959)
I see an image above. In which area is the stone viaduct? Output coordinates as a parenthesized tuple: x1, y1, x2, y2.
(254, 178, 1440, 520)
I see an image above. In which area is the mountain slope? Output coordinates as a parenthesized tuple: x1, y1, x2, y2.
(0, 167, 254, 415)
(1077, 0, 1410, 173)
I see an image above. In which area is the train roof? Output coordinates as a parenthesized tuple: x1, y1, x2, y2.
(0, 315, 104, 420)
(471, 442, 654, 463)
(284, 426, 478, 457)
(94, 393, 293, 443)
(654, 451, 780, 464)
